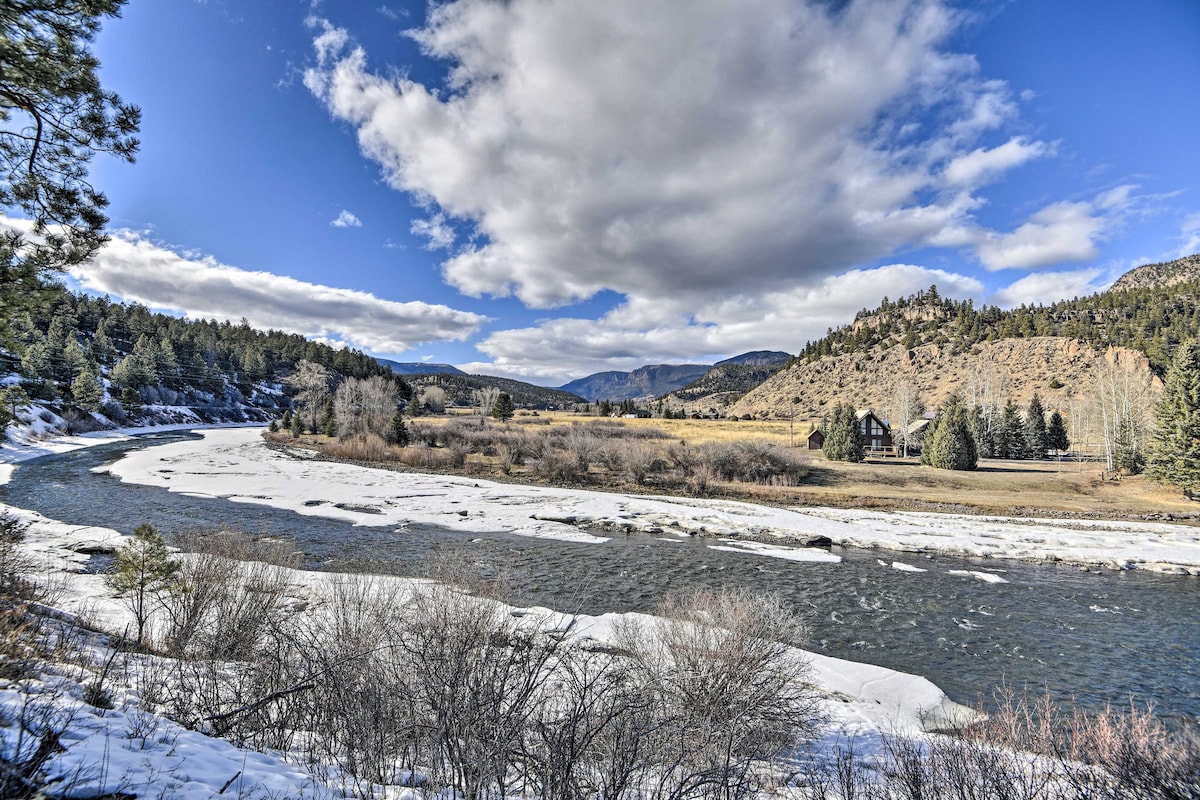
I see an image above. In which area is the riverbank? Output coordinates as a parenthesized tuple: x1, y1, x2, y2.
(98, 427, 1200, 575)
(0, 445, 971, 797)
(3, 423, 1196, 796)
(352, 413, 1200, 524)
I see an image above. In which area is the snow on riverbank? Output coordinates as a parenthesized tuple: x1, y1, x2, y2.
(0, 491, 970, 798)
(96, 427, 1200, 575)
(9, 422, 1193, 796)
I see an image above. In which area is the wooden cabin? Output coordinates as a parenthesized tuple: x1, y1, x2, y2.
(856, 409, 894, 453)
(806, 429, 826, 450)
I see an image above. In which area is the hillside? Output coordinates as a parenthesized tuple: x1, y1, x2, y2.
(1109, 253, 1200, 292)
(0, 289, 400, 439)
(715, 350, 791, 368)
(409, 373, 583, 409)
(707, 255, 1200, 421)
(376, 358, 465, 376)
(665, 352, 790, 406)
(560, 351, 790, 402)
(559, 363, 710, 401)
(726, 337, 1160, 421)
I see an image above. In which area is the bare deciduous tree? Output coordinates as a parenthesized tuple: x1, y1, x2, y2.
(1092, 355, 1156, 472)
(886, 378, 923, 457)
(285, 360, 333, 432)
(419, 384, 446, 414)
(334, 375, 399, 440)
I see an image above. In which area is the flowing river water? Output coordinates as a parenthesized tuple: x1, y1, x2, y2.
(4, 431, 1198, 723)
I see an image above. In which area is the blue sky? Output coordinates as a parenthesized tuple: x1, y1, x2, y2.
(30, 0, 1200, 385)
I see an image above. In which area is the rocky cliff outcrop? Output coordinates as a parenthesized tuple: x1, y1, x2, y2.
(724, 337, 1161, 421)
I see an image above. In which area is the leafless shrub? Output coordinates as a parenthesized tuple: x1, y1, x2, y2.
(592, 440, 627, 473)
(519, 642, 655, 800)
(323, 433, 394, 462)
(162, 531, 298, 661)
(283, 575, 417, 795)
(396, 443, 465, 470)
(620, 441, 665, 485)
(685, 463, 717, 496)
(531, 449, 589, 483)
(694, 440, 807, 484)
(0, 514, 57, 680)
(401, 580, 564, 800)
(615, 587, 824, 800)
(574, 420, 670, 440)
(0, 681, 81, 799)
(808, 687, 1200, 800)
(0, 514, 43, 605)
(496, 437, 529, 475)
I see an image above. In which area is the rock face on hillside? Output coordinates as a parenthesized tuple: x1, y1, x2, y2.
(1109, 253, 1200, 292)
(725, 337, 1161, 422)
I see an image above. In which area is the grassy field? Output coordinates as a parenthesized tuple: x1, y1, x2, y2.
(298, 412, 1200, 522)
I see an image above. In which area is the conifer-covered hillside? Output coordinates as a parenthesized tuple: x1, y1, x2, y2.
(408, 372, 583, 410)
(721, 256, 1200, 425)
(792, 271, 1200, 376)
(727, 336, 1159, 424)
(1109, 253, 1200, 293)
(0, 289, 403, 435)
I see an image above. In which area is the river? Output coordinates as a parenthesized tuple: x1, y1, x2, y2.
(4, 431, 1198, 722)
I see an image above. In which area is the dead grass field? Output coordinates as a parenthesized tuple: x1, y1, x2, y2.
(296, 412, 1200, 522)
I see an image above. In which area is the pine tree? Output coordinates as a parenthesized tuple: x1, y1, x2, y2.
(71, 362, 104, 411)
(1146, 339, 1200, 497)
(1023, 393, 1048, 459)
(1046, 410, 1070, 455)
(924, 393, 977, 470)
(491, 392, 515, 422)
(385, 411, 410, 447)
(822, 403, 864, 462)
(998, 400, 1025, 459)
(321, 399, 336, 437)
(106, 523, 178, 647)
(119, 385, 141, 416)
(1, 1, 140, 343)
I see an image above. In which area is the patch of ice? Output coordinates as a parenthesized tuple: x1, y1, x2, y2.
(947, 569, 1009, 584)
(709, 539, 843, 563)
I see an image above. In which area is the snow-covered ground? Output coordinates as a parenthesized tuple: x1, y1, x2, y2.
(0, 423, 985, 798)
(2, 423, 1196, 797)
(0, 497, 969, 798)
(95, 427, 1200, 575)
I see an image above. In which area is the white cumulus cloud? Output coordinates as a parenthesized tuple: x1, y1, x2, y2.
(69, 229, 486, 354)
(943, 137, 1051, 188)
(1179, 212, 1200, 257)
(330, 209, 362, 228)
(991, 269, 1107, 308)
(468, 264, 984, 385)
(305, 0, 1048, 312)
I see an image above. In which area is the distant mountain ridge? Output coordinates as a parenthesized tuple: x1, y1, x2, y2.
(559, 351, 790, 401)
(559, 364, 710, 401)
(408, 373, 583, 409)
(375, 358, 465, 376)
